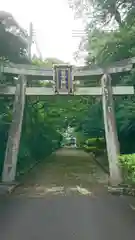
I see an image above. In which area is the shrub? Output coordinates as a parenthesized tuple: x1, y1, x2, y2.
(86, 137, 105, 147)
(84, 137, 105, 155)
(119, 154, 135, 184)
(84, 145, 97, 152)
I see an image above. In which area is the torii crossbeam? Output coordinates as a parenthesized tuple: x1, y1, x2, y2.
(1, 58, 135, 185)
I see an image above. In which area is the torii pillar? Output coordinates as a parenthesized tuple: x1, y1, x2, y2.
(2, 75, 27, 183)
(101, 73, 122, 186)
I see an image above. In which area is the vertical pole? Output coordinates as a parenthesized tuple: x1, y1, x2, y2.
(2, 75, 27, 182)
(28, 22, 33, 59)
(101, 73, 122, 186)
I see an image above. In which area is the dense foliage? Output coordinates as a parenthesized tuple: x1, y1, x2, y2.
(0, 13, 71, 179)
(70, 0, 135, 153)
(119, 154, 135, 185)
(0, 73, 93, 178)
(0, 53, 91, 179)
(84, 137, 105, 155)
(68, 0, 135, 183)
(0, 11, 29, 63)
(1, 6, 135, 183)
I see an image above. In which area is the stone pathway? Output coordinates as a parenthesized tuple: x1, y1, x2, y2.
(12, 149, 108, 198)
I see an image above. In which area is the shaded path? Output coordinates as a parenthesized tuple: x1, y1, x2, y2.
(13, 149, 108, 197)
(1, 149, 135, 240)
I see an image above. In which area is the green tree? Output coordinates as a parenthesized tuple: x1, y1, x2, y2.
(0, 11, 29, 63)
(32, 56, 67, 67)
(69, 0, 135, 27)
(69, 0, 135, 156)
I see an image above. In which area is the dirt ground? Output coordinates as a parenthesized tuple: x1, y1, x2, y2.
(12, 149, 108, 197)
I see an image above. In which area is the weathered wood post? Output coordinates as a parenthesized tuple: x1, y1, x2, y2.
(101, 73, 122, 186)
(2, 75, 27, 183)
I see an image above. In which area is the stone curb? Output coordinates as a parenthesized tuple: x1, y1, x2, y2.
(108, 186, 135, 196)
(129, 204, 135, 211)
(0, 158, 46, 197)
(108, 186, 135, 211)
(0, 182, 21, 197)
(7, 183, 20, 194)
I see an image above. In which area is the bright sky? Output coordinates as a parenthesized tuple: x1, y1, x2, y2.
(1, 0, 85, 64)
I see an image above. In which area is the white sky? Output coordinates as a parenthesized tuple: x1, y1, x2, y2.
(1, 0, 85, 64)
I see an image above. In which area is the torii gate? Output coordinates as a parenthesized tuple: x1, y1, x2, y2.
(1, 58, 135, 186)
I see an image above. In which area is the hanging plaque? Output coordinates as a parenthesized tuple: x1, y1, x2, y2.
(53, 64, 73, 94)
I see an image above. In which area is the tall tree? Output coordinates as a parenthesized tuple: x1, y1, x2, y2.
(0, 11, 29, 63)
(69, 0, 135, 27)
(70, 0, 135, 156)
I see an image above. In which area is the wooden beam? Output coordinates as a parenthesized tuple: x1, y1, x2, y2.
(75, 64, 132, 77)
(2, 75, 27, 182)
(75, 86, 134, 95)
(107, 64, 132, 74)
(0, 86, 134, 96)
(3, 66, 53, 78)
(1, 58, 134, 78)
(101, 74, 122, 186)
(75, 87, 101, 95)
(3, 64, 132, 77)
